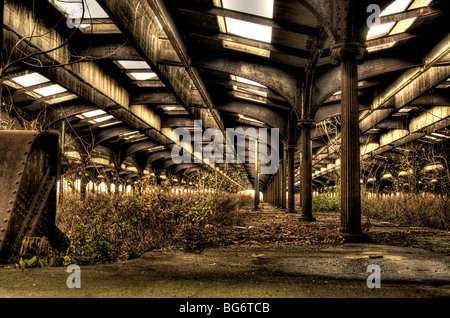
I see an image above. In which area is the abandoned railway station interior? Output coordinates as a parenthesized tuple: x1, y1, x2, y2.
(0, 0, 450, 300)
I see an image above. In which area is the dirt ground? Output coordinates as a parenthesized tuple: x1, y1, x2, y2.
(0, 203, 449, 299)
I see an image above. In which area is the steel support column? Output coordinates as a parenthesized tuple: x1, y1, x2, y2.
(331, 43, 367, 236)
(287, 145, 296, 213)
(281, 143, 287, 209)
(299, 121, 315, 221)
(276, 170, 281, 208)
(254, 139, 260, 209)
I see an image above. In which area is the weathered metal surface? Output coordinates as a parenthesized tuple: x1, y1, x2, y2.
(0, 131, 60, 261)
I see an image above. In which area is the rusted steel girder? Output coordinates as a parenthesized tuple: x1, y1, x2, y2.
(0, 131, 60, 261)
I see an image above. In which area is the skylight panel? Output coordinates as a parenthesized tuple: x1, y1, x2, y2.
(122, 131, 139, 136)
(52, 0, 109, 19)
(82, 109, 106, 118)
(163, 106, 177, 111)
(222, 0, 274, 19)
(235, 76, 266, 88)
(225, 17, 272, 43)
(93, 115, 114, 123)
(12, 73, 50, 87)
(116, 60, 151, 70)
(33, 84, 67, 97)
(389, 0, 433, 35)
(366, 0, 412, 40)
(129, 72, 158, 81)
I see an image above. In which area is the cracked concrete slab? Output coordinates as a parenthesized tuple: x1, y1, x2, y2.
(0, 242, 448, 298)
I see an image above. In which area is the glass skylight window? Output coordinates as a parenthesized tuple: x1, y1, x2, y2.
(122, 131, 139, 136)
(235, 76, 266, 88)
(225, 18, 272, 43)
(367, 0, 412, 40)
(82, 109, 106, 118)
(116, 60, 151, 70)
(129, 72, 158, 81)
(93, 115, 114, 123)
(222, 0, 274, 19)
(163, 106, 177, 111)
(12, 73, 50, 87)
(33, 84, 67, 97)
(52, 0, 109, 19)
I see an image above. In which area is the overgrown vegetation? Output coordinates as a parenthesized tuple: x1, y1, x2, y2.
(312, 182, 340, 213)
(54, 185, 252, 265)
(309, 141, 450, 230)
(362, 193, 450, 230)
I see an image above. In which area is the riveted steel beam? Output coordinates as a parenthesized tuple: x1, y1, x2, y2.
(193, 53, 301, 112)
(311, 54, 422, 115)
(0, 131, 60, 260)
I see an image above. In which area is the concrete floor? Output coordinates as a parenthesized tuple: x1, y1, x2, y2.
(0, 242, 449, 298)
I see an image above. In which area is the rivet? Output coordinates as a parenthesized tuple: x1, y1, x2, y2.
(18, 172, 22, 176)
(15, 181, 19, 185)
(9, 200, 14, 204)
(21, 161, 25, 165)
(6, 209, 11, 213)
(3, 219, 7, 223)
(12, 191, 17, 194)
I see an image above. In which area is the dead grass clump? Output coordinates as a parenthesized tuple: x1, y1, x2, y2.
(362, 193, 450, 230)
(57, 189, 252, 263)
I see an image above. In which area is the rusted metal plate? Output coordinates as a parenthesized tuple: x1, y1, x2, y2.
(0, 131, 60, 261)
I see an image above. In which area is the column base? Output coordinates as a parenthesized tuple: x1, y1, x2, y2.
(286, 208, 296, 213)
(339, 228, 366, 242)
(299, 216, 316, 222)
